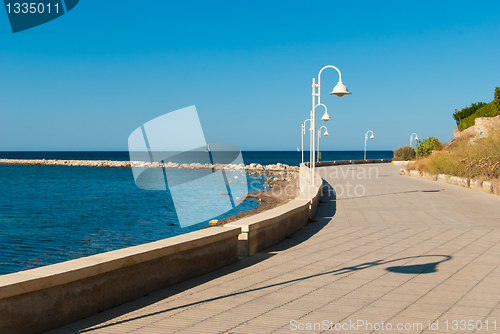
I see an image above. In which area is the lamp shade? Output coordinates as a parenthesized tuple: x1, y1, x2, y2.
(321, 112, 331, 121)
(324, 130, 329, 136)
(330, 81, 351, 97)
(370, 135, 375, 139)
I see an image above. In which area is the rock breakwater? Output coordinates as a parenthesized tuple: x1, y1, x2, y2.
(0, 159, 298, 181)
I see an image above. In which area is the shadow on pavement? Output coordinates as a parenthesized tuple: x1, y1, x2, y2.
(45, 177, 452, 333)
(386, 255, 452, 274)
(333, 188, 445, 200)
(46, 181, 338, 333)
(75, 254, 452, 333)
(53, 180, 453, 333)
(268, 180, 337, 252)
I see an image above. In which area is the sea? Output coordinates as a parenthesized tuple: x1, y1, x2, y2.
(0, 150, 392, 275)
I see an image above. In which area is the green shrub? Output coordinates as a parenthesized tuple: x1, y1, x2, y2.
(416, 137, 442, 157)
(453, 102, 486, 126)
(458, 102, 500, 131)
(458, 115, 476, 131)
(408, 130, 500, 180)
(494, 86, 500, 110)
(457, 87, 500, 131)
(393, 146, 416, 161)
(427, 151, 465, 177)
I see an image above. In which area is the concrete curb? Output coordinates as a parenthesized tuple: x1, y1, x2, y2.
(305, 159, 392, 167)
(391, 160, 414, 166)
(227, 165, 322, 257)
(400, 168, 498, 195)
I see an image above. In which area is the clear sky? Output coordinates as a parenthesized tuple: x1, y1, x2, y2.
(1, 0, 499, 151)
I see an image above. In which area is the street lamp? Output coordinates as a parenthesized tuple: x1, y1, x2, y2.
(310, 65, 351, 185)
(311, 103, 330, 165)
(319, 104, 331, 121)
(317, 126, 329, 162)
(364, 130, 374, 160)
(410, 133, 419, 147)
(301, 118, 312, 164)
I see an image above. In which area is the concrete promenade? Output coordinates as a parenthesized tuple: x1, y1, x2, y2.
(46, 164, 500, 334)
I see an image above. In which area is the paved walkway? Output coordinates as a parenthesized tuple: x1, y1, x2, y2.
(46, 164, 500, 334)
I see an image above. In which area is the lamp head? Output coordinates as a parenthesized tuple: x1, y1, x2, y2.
(324, 130, 329, 136)
(321, 111, 331, 122)
(370, 134, 375, 139)
(330, 81, 351, 97)
(415, 135, 419, 141)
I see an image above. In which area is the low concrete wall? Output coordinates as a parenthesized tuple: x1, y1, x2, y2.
(392, 160, 413, 166)
(307, 159, 392, 167)
(400, 169, 498, 195)
(0, 165, 324, 334)
(227, 200, 310, 257)
(0, 227, 241, 334)
(226, 164, 323, 257)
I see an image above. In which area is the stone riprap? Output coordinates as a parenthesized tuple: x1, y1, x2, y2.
(0, 159, 298, 182)
(0, 159, 132, 168)
(0, 159, 297, 170)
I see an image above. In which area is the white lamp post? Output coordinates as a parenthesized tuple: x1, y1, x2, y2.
(301, 118, 312, 164)
(311, 103, 330, 166)
(310, 65, 351, 185)
(317, 126, 329, 162)
(410, 133, 419, 147)
(364, 130, 374, 160)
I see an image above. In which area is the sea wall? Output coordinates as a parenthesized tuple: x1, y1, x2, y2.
(0, 165, 322, 334)
(308, 159, 392, 167)
(227, 164, 322, 257)
(0, 227, 241, 334)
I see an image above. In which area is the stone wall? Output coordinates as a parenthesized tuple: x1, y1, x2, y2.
(454, 114, 500, 139)
(227, 164, 322, 257)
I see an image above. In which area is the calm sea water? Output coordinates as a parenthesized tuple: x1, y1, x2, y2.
(0, 151, 392, 275)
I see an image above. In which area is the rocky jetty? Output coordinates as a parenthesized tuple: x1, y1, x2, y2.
(246, 163, 297, 183)
(0, 159, 298, 181)
(0, 159, 132, 168)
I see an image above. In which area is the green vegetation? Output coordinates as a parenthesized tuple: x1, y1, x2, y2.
(406, 86, 500, 189)
(454, 87, 500, 131)
(408, 130, 500, 181)
(415, 137, 442, 157)
(453, 102, 486, 127)
(393, 146, 416, 161)
(459, 102, 499, 131)
(494, 87, 500, 111)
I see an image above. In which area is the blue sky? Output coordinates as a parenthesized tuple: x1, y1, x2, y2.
(1, 0, 499, 151)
